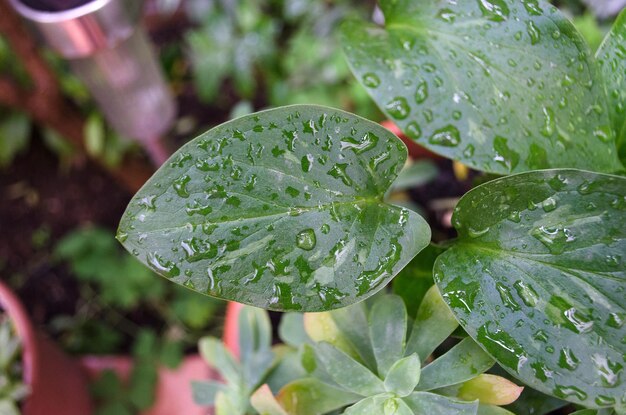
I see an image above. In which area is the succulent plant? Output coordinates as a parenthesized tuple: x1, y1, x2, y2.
(0, 313, 29, 415)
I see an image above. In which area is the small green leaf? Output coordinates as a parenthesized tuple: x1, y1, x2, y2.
(238, 307, 275, 390)
(277, 378, 361, 415)
(370, 294, 408, 376)
(0, 112, 30, 168)
(405, 285, 459, 363)
(199, 337, 241, 386)
(597, 8, 626, 162)
(331, 301, 377, 369)
(384, 353, 421, 397)
(343, 395, 392, 415)
(250, 384, 288, 415)
(304, 312, 358, 359)
(403, 391, 479, 415)
(191, 381, 225, 406)
(278, 313, 308, 348)
(418, 338, 495, 391)
(315, 342, 385, 396)
(458, 374, 524, 406)
(85, 113, 105, 157)
(342, 1, 622, 174)
(435, 169, 626, 408)
(118, 105, 430, 311)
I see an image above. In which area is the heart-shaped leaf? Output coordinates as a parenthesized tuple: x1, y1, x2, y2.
(596, 8, 626, 164)
(341, 0, 622, 174)
(434, 169, 626, 408)
(117, 105, 430, 311)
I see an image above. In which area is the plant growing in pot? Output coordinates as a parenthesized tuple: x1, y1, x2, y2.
(0, 280, 93, 415)
(0, 313, 29, 415)
(116, 0, 626, 414)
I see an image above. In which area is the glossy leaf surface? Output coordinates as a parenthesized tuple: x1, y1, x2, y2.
(118, 105, 430, 311)
(435, 169, 626, 408)
(341, 0, 622, 174)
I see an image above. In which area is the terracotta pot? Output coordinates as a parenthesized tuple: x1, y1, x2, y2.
(380, 120, 443, 161)
(80, 354, 216, 415)
(0, 280, 93, 415)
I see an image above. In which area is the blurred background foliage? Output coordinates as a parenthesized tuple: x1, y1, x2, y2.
(0, 0, 623, 412)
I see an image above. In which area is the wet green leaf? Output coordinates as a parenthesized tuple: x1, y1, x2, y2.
(341, 1, 622, 174)
(596, 8, 626, 163)
(418, 338, 495, 391)
(403, 391, 479, 414)
(118, 105, 430, 311)
(435, 169, 626, 408)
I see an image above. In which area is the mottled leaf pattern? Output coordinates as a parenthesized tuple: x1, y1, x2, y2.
(118, 105, 430, 311)
(435, 169, 626, 408)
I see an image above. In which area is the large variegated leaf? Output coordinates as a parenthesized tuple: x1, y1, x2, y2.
(118, 105, 430, 311)
(435, 169, 626, 408)
(342, 0, 623, 174)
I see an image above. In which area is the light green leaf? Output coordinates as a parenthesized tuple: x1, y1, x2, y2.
(384, 353, 421, 397)
(315, 342, 385, 396)
(341, 0, 622, 174)
(238, 306, 273, 389)
(405, 285, 459, 362)
(418, 338, 495, 391)
(277, 378, 361, 415)
(343, 395, 392, 415)
(0, 112, 30, 168)
(370, 294, 408, 376)
(596, 8, 626, 162)
(118, 105, 430, 311)
(250, 384, 288, 415)
(331, 301, 377, 370)
(434, 169, 626, 408)
(198, 337, 241, 386)
(191, 380, 225, 406)
(278, 313, 309, 348)
(403, 391, 479, 415)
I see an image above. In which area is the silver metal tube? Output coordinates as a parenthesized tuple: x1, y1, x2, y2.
(10, 0, 176, 144)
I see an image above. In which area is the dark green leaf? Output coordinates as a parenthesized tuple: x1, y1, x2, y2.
(393, 244, 445, 317)
(418, 338, 495, 391)
(504, 386, 567, 415)
(435, 169, 626, 408)
(596, 8, 626, 163)
(118, 105, 430, 311)
(0, 112, 30, 168)
(341, 1, 622, 174)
